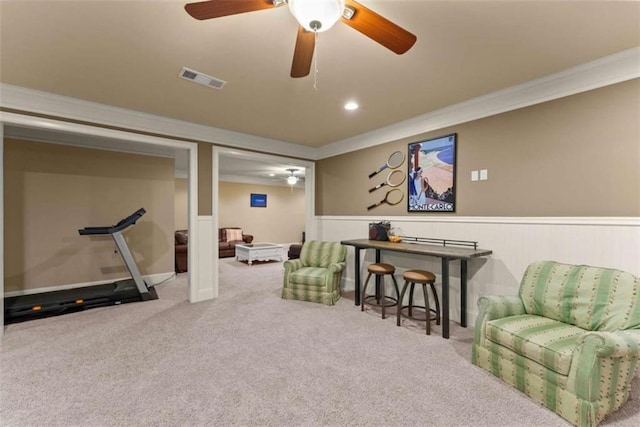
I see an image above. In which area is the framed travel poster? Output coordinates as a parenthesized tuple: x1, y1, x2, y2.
(407, 133, 457, 212)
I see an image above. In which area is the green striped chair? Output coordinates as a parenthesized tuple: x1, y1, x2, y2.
(281, 240, 347, 305)
(472, 261, 640, 426)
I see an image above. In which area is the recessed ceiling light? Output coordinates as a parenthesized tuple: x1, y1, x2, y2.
(344, 101, 359, 111)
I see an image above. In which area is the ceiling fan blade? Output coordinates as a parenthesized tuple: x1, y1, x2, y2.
(291, 26, 315, 78)
(185, 0, 274, 21)
(341, 0, 416, 54)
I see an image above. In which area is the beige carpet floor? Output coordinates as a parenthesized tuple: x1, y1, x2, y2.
(1, 258, 639, 426)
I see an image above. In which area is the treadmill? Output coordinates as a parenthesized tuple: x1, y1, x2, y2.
(4, 208, 158, 324)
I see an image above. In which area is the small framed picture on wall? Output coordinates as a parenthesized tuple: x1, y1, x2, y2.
(250, 193, 267, 208)
(407, 133, 457, 212)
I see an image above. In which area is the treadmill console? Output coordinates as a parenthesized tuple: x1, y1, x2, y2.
(78, 208, 146, 235)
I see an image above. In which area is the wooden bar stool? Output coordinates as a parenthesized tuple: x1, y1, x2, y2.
(361, 263, 400, 319)
(397, 269, 441, 335)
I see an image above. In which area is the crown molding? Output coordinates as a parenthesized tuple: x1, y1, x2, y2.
(2, 48, 638, 162)
(219, 174, 304, 188)
(317, 47, 640, 159)
(0, 84, 316, 160)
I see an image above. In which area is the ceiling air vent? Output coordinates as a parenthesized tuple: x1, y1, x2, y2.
(179, 67, 226, 90)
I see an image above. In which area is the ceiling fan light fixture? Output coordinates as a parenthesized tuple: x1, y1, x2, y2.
(341, 5, 355, 20)
(288, 0, 345, 32)
(286, 168, 300, 185)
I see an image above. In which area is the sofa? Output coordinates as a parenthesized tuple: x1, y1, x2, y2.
(218, 227, 253, 258)
(175, 228, 254, 272)
(287, 231, 306, 260)
(282, 240, 347, 305)
(472, 260, 640, 427)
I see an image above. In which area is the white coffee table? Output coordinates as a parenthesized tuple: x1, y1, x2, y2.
(235, 243, 284, 265)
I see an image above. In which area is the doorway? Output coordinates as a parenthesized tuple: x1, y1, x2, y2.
(211, 147, 314, 297)
(0, 114, 199, 335)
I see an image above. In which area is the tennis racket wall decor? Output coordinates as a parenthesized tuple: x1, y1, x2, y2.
(368, 150, 405, 179)
(367, 188, 404, 210)
(369, 169, 405, 193)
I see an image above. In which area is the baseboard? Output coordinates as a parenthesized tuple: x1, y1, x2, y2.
(3, 271, 175, 298)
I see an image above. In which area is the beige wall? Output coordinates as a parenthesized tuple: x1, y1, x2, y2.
(4, 140, 175, 293)
(198, 142, 212, 216)
(316, 79, 640, 216)
(219, 182, 305, 243)
(175, 177, 188, 230)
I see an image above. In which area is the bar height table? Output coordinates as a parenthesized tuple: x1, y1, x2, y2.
(340, 239, 492, 339)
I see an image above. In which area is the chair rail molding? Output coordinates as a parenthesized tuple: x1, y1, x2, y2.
(318, 215, 640, 227)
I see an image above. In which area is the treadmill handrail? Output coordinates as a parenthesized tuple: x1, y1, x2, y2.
(78, 208, 146, 235)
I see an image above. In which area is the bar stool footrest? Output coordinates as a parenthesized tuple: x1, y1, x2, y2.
(364, 295, 398, 308)
(399, 305, 439, 324)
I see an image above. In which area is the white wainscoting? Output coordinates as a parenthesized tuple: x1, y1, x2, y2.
(317, 216, 640, 325)
(191, 215, 216, 302)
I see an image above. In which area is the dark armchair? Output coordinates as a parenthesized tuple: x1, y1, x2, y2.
(175, 230, 188, 273)
(288, 231, 306, 260)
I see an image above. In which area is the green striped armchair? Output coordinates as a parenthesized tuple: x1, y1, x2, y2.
(281, 240, 347, 305)
(472, 261, 640, 427)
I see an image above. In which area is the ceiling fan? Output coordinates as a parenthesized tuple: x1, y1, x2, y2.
(285, 168, 304, 185)
(184, 0, 417, 78)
